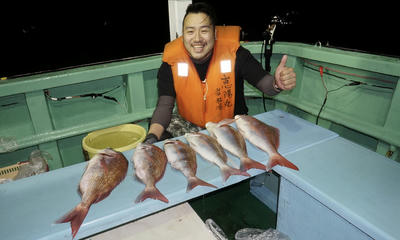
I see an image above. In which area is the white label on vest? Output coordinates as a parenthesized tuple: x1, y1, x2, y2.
(220, 60, 231, 73)
(178, 63, 189, 77)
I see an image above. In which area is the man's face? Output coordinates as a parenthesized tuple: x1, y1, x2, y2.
(182, 12, 215, 61)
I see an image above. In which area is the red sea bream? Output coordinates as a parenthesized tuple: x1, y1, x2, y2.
(185, 132, 250, 182)
(55, 148, 128, 239)
(132, 143, 169, 203)
(234, 115, 299, 171)
(164, 139, 217, 191)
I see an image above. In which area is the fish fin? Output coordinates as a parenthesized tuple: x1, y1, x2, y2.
(268, 154, 299, 171)
(240, 157, 267, 171)
(135, 186, 169, 203)
(55, 203, 89, 239)
(187, 176, 217, 192)
(221, 166, 250, 182)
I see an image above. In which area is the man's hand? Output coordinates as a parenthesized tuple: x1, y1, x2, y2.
(144, 133, 158, 144)
(274, 55, 296, 91)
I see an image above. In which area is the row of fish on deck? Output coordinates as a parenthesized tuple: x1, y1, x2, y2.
(56, 114, 299, 238)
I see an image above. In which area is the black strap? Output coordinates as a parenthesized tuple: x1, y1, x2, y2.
(44, 86, 120, 103)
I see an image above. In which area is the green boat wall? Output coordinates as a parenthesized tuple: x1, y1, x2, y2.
(1, 42, 399, 169)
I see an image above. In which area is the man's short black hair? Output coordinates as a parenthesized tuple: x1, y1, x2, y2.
(183, 2, 217, 27)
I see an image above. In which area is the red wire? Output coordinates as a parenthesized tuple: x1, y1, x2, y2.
(304, 59, 394, 84)
(319, 66, 324, 77)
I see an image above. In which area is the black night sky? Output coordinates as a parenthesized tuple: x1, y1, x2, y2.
(2, 2, 398, 78)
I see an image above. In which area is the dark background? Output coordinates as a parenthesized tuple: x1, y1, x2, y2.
(2, 1, 398, 78)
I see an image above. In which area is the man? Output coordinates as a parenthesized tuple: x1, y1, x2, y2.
(145, 2, 296, 143)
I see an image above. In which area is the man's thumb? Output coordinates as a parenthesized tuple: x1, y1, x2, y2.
(278, 55, 288, 68)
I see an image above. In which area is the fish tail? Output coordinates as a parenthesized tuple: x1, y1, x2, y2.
(240, 157, 267, 171)
(268, 154, 299, 171)
(187, 176, 217, 192)
(135, 186, 169, 203)
(221, 166, 250, 182)
(55, 203, 89, 239)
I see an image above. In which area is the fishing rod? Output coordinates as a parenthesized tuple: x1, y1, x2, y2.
(44, 85, 121, 104)
(261, 14, 292, 111)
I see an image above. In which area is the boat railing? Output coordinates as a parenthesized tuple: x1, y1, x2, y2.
(0, 41, 399, 169)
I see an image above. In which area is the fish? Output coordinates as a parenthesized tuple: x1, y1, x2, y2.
(164, 139, 217, 192)
(234, 115, 299, 171)
(205, 121, 266, 171)
(132, 143, 169, 203)
(184, 132, 250, 182)
(55, 148, 128, 239)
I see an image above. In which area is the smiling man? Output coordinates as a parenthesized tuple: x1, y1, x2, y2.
(182, 11, 215, 62)
(144, 2, 297, 143)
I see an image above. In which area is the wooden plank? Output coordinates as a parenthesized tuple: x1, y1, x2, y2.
(85, 203, 216, 240)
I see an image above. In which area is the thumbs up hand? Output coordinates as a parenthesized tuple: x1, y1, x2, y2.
(274, 55, 296, 91)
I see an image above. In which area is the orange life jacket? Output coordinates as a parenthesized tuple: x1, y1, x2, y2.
(162, 26, 241, 127)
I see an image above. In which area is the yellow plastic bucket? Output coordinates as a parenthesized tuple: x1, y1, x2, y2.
(82, 124, 146, 159)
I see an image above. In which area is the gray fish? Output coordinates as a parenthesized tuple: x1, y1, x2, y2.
(206, 121, 266, 171)
(185, 132, 250, 182)
(234, 115, 299, 171)
(56, 148, 128, 239)
(164, 139, 217, 192)
(132, 143, 169, 203)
